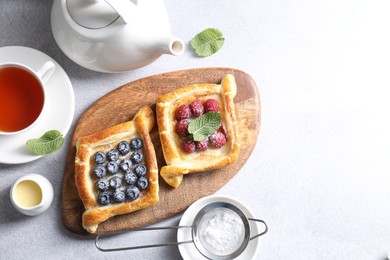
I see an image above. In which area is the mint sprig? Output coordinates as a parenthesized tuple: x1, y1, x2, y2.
(26, 130, 64, 155)
(190, 28, 224, 57)
(188, 112, 222, 141)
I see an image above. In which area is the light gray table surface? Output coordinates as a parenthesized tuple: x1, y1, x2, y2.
(1, 0, 390, 259)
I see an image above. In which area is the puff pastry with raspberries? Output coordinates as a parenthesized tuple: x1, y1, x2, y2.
(74, 106, 159, 233)
(156, 74, 240, 188)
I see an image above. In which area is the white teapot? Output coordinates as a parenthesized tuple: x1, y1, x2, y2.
(51, 0, 184, 72)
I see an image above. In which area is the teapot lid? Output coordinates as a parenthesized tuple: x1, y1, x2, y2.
(66, 0, 119, 29)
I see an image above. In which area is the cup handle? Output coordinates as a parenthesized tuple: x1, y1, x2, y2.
(36, 61, 56, 85)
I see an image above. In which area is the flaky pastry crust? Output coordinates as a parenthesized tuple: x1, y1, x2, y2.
(75, 106, 159, 233)
(156, 74, 240, 188)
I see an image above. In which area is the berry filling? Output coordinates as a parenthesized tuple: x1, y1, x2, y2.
(203, 99, 220, 113)
(118, 141, 130, 155)
(189, 99, 204, 117)
(181, 140, 196, 154)
(92, 137, 149, 206)
(175, 104, 192, 120)
(175, 119, 190, 137)
(174, 98, 227, 153)
(209, 131, 227, 148)
(125, 185, 140, 200)
(130, 138, 143, 150)
(195, 139, 209, 151)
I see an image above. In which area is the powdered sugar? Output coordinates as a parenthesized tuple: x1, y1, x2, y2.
(198, 207, 245, 256)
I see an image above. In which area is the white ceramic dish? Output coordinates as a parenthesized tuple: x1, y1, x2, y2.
(10, 173, 54, 216)
(177, 195, 262, 260)
(0, 46, 74, 164)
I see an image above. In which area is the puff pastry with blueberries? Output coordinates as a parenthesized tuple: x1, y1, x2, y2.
(156, 74, 240, 188)
(74, 106, 159, 233)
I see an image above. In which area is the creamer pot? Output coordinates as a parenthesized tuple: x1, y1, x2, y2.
(10, 174, 54, 216)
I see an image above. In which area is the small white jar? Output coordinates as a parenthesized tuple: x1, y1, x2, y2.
(10, 174, 54, 216)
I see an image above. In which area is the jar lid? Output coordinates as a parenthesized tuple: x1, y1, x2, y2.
(66, 0, 119, 29)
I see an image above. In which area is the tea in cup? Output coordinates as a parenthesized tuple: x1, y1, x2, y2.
(0, 61, 55, 135)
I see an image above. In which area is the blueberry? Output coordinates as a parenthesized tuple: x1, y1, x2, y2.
(109, 176, 122, 189)
(118, 141, 130, 155)
(113, 188, 126, 203)
(124, 170, 138, 185)
(97, 179, 109, 191)
(106, 161, 119, 174)
(120, 159, 132, 172)
(107, 149, 120, 161)
(130, 138, 143, 150)
(134, 164, 147, 177)
(137, 177, 149, 190)
(94, 151, 106, 164)
(93, 164, 107, 178)
(131, 151, 143, 164)
(125, 185, 140, 200)
(98, 191, 111, 206)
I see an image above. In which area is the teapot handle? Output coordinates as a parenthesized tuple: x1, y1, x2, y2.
(104, 0, 138, 24)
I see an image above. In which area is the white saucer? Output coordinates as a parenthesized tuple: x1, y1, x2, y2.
(177, 195, 263, 260)
(0, 46, 74, 164)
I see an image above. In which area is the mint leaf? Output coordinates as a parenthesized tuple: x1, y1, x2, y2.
(188, 112, 222, 141)
(190, 28, 224, 57)
(26, 130, 64, 155)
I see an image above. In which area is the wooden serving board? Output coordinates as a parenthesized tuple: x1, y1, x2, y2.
(62, 68, 261, 235)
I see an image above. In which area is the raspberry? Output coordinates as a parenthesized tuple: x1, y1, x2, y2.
(175, 104, 191, 120)
(209, 131, 227, 148)
(195, 139, 209, 151)
(181, 140, 196, 153)
(175, 119, 190, 137)
(189, 100, 204, 117)
(217, 125, 225, 134)
(203, 99, 220, 112)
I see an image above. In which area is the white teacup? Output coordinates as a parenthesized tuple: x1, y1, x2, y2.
(10, 174, 54, 216)
(0, 61, 55, 135)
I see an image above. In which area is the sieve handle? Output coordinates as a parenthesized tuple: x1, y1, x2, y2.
(95, 226, 193, 252)
(248, 218, 268, 240)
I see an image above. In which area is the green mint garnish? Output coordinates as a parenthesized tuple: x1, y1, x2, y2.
(26, 130, 64, 155)
(190, 28, 224, 57)
(188, 112, 222, 141)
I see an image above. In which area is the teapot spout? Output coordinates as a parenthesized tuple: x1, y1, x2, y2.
(159, 37, 184, 56)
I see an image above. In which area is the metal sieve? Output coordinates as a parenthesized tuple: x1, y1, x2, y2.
(95, 201, 267, 259)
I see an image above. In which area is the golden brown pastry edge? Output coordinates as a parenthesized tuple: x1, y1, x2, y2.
(74, 106, 159, 233)
(156, 74, 241, 188)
